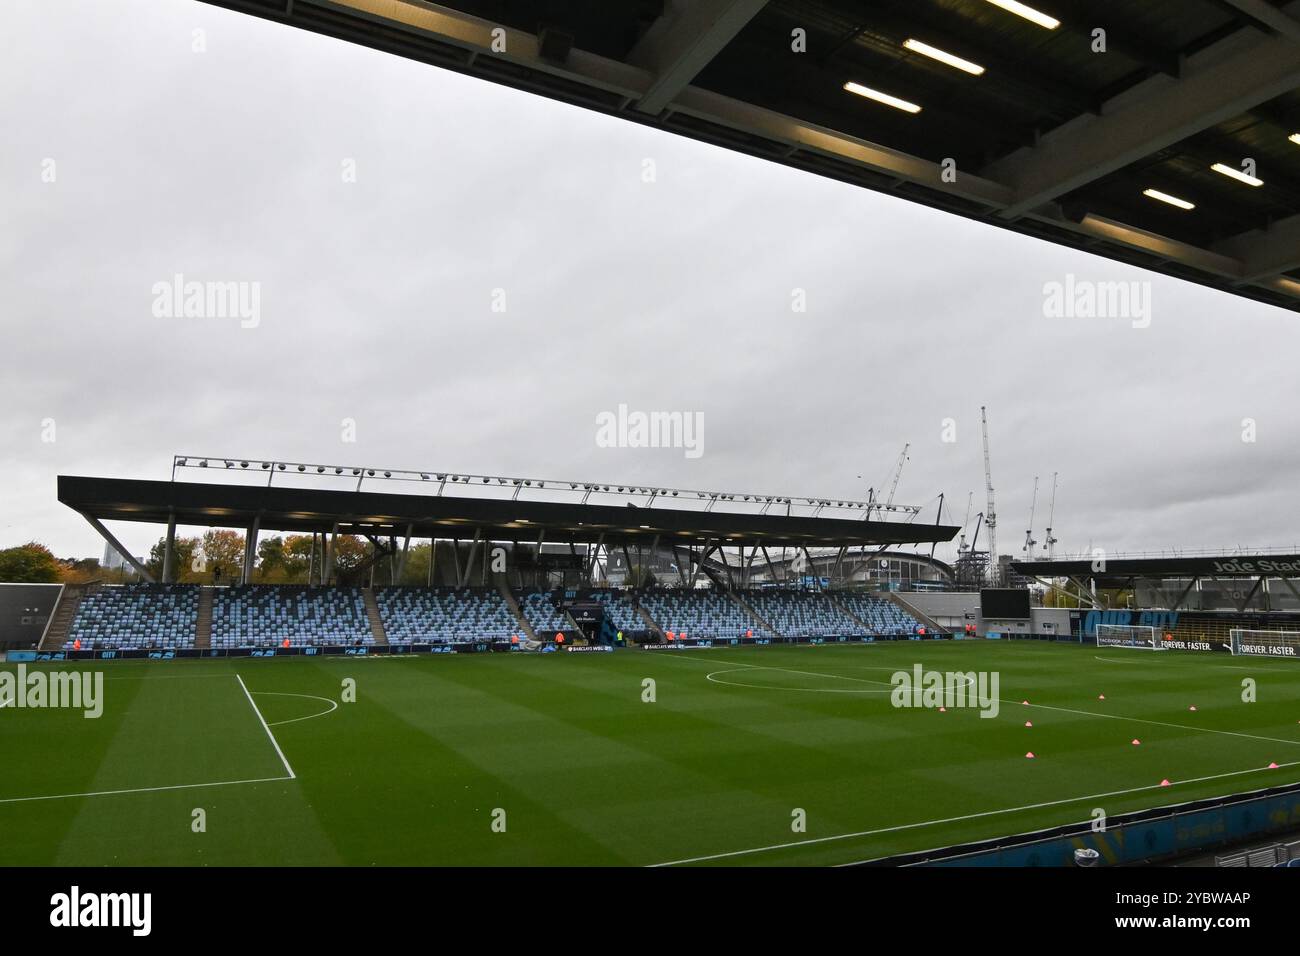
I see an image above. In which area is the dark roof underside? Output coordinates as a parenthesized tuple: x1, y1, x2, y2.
(59, 476, 959, 549)
(1013, 554, 1300, 579)
(196, 0, 1300, 311)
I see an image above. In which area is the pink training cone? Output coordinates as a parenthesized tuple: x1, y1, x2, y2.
(1025, 752, 1035, 759)
(939, 707, 946, 712)
(1025, 721, 1033, 727)
(1160, 779, 1172, 786)
(1189, 706, 1198, 712)
(1269, 762, 1279, 769)
(1022, 700, 1029, 706)
(1098, 694, 1105, 700)
(1131, 739, 1141, 745)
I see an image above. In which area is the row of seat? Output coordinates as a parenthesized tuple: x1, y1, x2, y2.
(834, 592, 923, 636)
(63, 585, 923, 648)
(211, 586, 372, 648)
(638, 590, 771, 640)
(376, 587, 519, 643)
(745, 590, 864, 638)
(65, 584, 198, 650)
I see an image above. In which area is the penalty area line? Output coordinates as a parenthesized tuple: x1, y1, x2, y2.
(236, 673, 296, 780)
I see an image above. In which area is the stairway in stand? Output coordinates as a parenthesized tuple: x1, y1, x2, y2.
(728, 591, 780, 637)
(496, 580, 537, 641)
(195, 587, 213, 649)
(362, 588, 389, 645)
(39, 583, 95, 651)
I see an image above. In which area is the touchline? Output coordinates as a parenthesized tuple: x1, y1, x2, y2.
(0, 665, 103, 718)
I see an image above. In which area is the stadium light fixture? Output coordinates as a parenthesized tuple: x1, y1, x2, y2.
(984, 0, 1059, 30)
(902, 39, 984, 75)
(843, 82, 921, 113)
(1210, 162, 1263, 187)
(1142, 188, 1195, 210)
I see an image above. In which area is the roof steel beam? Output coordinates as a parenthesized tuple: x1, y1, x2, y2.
(1214, 211, 1300, 280)
(628, 0, 769, 115)
(985, 32, 1300, 218)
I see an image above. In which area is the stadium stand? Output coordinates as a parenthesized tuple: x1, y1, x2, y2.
(516, 590, 574, 638)
(638, 589, 768, 640)
(1157, 611, 1300, 649)
(835, 592, 924, 636)
(745, 590, 865, 639)
(586, 589, 644, 633)
(376, 586, 519, 643)
(211, 585, 372, 648)
(65, 583, 198, 650)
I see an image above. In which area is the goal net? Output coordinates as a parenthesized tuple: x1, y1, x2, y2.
(1096, 624, 1163, 650)
(1229, 629, 1300, 659)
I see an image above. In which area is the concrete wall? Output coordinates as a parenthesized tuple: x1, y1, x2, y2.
(0, 583, 61, 650)
(892, 592, 1072, 638)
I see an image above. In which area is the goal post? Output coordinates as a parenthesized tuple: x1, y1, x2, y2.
(1096, 624, 1163, 650)
(1229, 629, 1300, 659)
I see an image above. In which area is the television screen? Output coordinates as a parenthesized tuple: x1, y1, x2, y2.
(980, 588, 1032, 619)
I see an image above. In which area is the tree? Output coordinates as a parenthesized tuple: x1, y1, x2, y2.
(281, 535, 316, 582)
(146, 535, 200, 582)
(201, 529, 247, 584)
(329, 535, 369, 584)
(0, 542, 62, 582)
(256, 536, 286, 582)
(400, 542, 433, 585)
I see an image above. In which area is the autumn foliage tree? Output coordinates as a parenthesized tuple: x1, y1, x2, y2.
(0, 542, 62, 582)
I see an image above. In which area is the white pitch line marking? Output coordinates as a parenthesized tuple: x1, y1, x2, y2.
(236, 674, 296, 780)
(0, 775, 292, 806)
(650, 759, 1300, 867)
(255, 692, 339, 727)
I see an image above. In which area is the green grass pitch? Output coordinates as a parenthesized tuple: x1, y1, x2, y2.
(2, 641, 1299, 866)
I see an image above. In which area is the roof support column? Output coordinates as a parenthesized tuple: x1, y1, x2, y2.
(162, 513, 177, 584)
(82, 514, 156, 583)
(242, 514, 261, 585)
(1236, 575, 1265, 613)
(396, 526, 413, 583)
(1168, 576, 1199, 612)
(323, 522, 339, 586)
(1275, 574, 1300, 609)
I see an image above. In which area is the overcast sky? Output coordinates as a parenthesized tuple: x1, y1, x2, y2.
(4, 0, 1300, 566)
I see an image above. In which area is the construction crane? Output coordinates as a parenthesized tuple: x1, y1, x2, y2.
(980, 407, 998, 585)
(1043, 472, 1059, 559)
(885, 443, 910, 508)
(957, 491, 974, 554)
(1023, 475, 1039, 555)
(858, 442, 909, 521)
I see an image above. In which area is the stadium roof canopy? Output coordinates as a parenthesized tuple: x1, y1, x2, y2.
(1013, 551, 1300, 580)
(58, 475, 959, 550)
(199, 0, 1300, 311)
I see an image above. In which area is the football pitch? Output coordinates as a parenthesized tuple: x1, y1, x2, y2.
(2, 641, 1299, 866)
